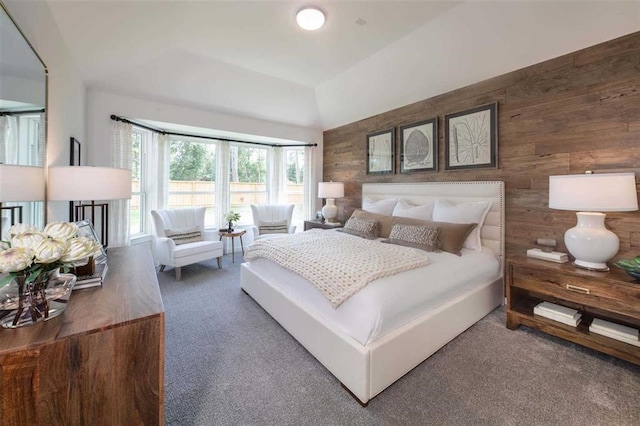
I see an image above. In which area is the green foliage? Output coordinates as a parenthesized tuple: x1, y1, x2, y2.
(614, 256, 640, 273)
(224, 211, 241, 223)
(232, 146, 266, 183)
(170, 141, 216, 181)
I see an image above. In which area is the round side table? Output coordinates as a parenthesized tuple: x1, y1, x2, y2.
(218, 229, 246, 263)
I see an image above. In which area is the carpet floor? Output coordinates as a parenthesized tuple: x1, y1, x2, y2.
(158, 255, 640, 425)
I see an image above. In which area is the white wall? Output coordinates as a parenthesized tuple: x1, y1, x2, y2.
(317, 1, 640, 130)
(4, 0, 86, 221)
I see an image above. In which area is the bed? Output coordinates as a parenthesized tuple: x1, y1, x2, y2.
(240, 181, 505, 405)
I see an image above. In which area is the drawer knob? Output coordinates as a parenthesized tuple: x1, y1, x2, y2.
(566, 284, 590, 295)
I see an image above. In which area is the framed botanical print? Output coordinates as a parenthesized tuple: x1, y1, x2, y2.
(444, 102, 498, 170)
(400, 118, 437, 173)
(366, 128, 395, 175)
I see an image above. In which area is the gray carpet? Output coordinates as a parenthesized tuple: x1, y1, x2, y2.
(158, 255, 640, 425)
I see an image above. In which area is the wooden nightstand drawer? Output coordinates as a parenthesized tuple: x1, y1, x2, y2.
(511, 265, 640, 318)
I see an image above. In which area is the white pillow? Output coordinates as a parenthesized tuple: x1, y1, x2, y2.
(392, 200, 434, 221)
(432, 199, 492, 251)
(362, 197, 397, 216)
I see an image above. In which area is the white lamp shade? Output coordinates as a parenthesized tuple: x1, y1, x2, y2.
(549, 172, 638, 212)
(0, 164, 45, 202)
(318, 182, 344, 199)
(48, 166, 132, 201)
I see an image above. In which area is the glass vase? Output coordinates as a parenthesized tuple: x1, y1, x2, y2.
(0, 269, 77, 328)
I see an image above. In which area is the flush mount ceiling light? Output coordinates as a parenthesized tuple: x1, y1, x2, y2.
(296, 6, 326, 31)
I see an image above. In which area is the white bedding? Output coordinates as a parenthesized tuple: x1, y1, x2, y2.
(245, 236, 501, 346)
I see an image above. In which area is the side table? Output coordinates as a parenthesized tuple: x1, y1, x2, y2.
(218, 229, 246, 263)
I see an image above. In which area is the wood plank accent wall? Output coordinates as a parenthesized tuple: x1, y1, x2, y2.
(323, 31, 640, 260)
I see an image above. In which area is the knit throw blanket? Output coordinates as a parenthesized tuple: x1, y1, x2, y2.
(244, 230, 430, 308)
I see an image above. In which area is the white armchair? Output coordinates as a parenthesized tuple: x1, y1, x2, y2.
(250, 204, 296, 240)
(150, 207, 223, 280)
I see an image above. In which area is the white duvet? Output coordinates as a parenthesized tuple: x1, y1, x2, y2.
(245, 234, 501, 346)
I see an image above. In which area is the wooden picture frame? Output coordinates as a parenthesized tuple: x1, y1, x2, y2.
(400, 118, 438, 173)
(444, 102, 498, 170)
(75, 220, 107, 264)
(366, 128, 395, 175)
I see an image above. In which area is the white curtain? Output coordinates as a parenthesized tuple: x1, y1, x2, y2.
(110, 120, 133, 246)
(303, 145, 317, 220)
(37, 112, 45, 167)
(215, 141, 230, 230)
(268, 146, 285, 204)
(145, 132, 169, 232)
(0, 115, 18, 164)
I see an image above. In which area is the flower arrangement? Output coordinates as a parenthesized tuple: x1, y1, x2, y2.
(223, 211, 241, 224)
(0, 222, 102, 288)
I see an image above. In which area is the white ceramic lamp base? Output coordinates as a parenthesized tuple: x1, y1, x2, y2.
(322, 198, 338, 223)
(564, 212, 618, 271)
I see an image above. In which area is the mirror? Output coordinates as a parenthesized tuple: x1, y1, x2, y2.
(0, 1, 47, 234)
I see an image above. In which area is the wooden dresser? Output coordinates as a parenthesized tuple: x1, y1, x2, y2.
(0, 244, 165, 425)
(506, 256, 640, 366)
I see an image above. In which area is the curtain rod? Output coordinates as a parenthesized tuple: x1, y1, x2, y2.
(110, 114, 317, 148)
(0, 109, 45, 116)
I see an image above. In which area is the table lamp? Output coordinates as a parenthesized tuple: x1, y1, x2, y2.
(318, 182, 344, 223)
(549, 172, 638, 271)
(0, 164, 45, 237)
(48, 166, 132, 247)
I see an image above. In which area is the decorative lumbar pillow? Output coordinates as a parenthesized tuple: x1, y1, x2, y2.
(362, 197, 397, 216)
(391, 216, 477, 256)
(339, 216, 379, 239)
(432, 199, 492, 252)
(383, 223, 440, 252)
(259, 220, 288, 235)
(392, 200, 435, 221)
(350, 209, 393, 238)
(165, 227, 203, 245)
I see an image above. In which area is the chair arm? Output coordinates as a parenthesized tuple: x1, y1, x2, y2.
(288, 225, 297, 234)
(153, 236, 176, 265)
(250, 226, 259, 238)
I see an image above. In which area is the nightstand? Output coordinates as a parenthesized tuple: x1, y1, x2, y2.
(506, 256, 640, 366)
(303, 220, 344, 231)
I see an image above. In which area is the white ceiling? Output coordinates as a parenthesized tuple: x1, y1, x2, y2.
(45, 0, 640, 131)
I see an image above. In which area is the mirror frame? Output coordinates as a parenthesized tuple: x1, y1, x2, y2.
(0, 0, 49, 224)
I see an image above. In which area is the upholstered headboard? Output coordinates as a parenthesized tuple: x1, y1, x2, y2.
(361, 181, 505, 273)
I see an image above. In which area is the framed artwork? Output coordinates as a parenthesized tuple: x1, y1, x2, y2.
(69, 137, 82, 221)
(366, 128, 395, 175)
(400, 118, 437, 173)
(75, 220, 107, 264)
(444, 102, 498, 171)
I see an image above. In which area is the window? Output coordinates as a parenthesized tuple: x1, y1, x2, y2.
(130, 127, 150, 236)
(168, 138, 217, 227)
(284, 148, 304, 230)
(229, 144, 267, 226)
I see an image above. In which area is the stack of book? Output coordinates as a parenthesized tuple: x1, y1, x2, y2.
(533, 301, 582, 326)
(73, 262, 108, 290)
(589, 318, 640, 347)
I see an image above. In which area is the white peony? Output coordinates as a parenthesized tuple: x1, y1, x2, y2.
(60, 237, 99, 263)
(44, 222, 78, 241)
(11, 232, 48, 251)
(4, 223, 39, 241)
(0, 247, 34, 273)
(33, 238, 67, 264)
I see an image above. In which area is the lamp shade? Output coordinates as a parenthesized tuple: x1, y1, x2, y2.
(549, 173, 638, 212)
(318, 182, 344, 199)
(48, 166, 132, 201)
(0, 164, 45, 202)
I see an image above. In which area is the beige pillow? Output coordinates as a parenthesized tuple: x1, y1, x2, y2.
(259, 220, 288, 235)
(391, 217, 476, 256)
(383, 223, 440, 252)
(350, 209, 393, 238)
(339, 217, 379, 239)
(165, 227, 203, 245)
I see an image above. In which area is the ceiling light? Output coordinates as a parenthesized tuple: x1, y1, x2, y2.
(296, 7, 325, 31)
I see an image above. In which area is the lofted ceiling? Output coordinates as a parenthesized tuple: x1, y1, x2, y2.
(44, 0, 640, 131)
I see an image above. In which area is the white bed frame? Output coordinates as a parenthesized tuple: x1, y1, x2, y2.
(240, 181, 505, 405)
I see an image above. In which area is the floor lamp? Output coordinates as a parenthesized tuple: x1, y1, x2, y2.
(0, 164, 45, 238)
(48, 166, 132, 248)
